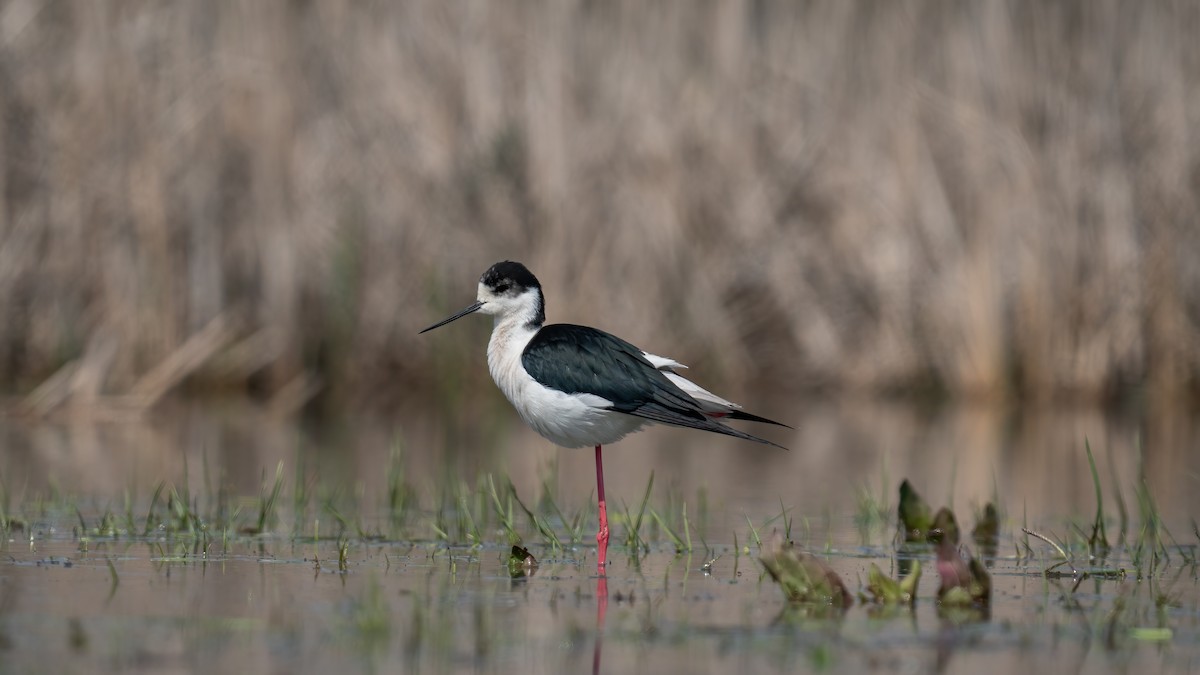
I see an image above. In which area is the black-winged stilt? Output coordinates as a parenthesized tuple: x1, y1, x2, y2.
(420, 261, 787, 569)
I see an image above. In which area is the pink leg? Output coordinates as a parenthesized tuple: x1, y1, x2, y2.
(593, 447, 612, 674)
(595, 444, 609, 570)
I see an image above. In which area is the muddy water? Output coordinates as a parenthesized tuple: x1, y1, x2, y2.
(1, 398, 1198, 674)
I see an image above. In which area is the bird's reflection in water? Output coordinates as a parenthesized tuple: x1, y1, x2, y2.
(592, 564, 610, 675)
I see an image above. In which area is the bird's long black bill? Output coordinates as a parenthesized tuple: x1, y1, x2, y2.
(419, 301, 484, 334)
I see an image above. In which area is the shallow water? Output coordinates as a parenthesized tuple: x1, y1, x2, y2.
(3, 534, 1197, 674)
(1, 398, 1198, 674)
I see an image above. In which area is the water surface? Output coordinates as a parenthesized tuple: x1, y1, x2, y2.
(1, 398, 1197, 674)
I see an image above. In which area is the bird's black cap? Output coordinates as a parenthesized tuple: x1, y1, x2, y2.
(481, 261, 541, 294)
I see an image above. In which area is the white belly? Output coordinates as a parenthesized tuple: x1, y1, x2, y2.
(510, 383, 649, 448)
(487, 322, 650, 448)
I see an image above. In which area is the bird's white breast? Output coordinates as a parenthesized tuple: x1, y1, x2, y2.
(486, 321, 647, 448)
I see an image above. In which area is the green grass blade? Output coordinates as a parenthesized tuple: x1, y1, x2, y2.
(1085, 438, 1108, 553)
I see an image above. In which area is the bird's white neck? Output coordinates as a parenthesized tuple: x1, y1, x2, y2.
(486, 312, 540, 405)
(489, 310, 541, 348)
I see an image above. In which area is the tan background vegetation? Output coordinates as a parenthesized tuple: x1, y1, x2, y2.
(1, 1, 1197, 409)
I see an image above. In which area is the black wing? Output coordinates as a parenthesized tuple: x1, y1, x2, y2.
(521, 324, 786, 449)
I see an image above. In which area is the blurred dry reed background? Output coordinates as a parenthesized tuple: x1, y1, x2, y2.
(1, 0, 1198, 413)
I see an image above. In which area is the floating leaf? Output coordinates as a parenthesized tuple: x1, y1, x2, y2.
(898, 480, 933, 542)
(972, 502, 999, 558)
(934, 536, 970, 593)
(760, 533, 851, 606)
(967, 556, 991, 600)
(864, 560, 921, 604)
(931, 508, 959, 546)
(935, 536, 990, 606)
(939, 586, 971, 605)
(972, 503, 998, 541)
(507, 545, 539, 578)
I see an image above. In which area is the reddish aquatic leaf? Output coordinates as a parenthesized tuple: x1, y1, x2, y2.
(934, 536, 991, 606)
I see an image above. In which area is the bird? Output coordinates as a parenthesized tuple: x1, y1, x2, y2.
(420, 260, 788, 569)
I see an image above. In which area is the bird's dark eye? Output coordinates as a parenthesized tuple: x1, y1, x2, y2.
(495, 283, 511, 294)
